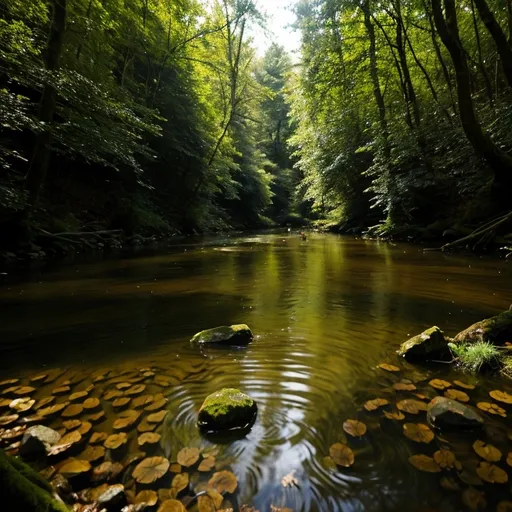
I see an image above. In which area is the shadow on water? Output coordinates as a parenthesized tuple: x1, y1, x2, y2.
(1, 233, 512, 511)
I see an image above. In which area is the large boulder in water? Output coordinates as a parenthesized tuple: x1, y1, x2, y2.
(197, 388, 257, 433)
(397, 326, 448, 361)
(190, 324, 253, 346)
(453, 309, 512, 346)
(427, 397, 484, 430)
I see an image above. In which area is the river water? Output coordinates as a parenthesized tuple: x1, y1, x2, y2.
(1, 233, 512, 511)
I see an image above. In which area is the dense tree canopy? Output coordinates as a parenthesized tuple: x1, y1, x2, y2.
(1, 0, 511, 252)
(290, 0, 512, 239)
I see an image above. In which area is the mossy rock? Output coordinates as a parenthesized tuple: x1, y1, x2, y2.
(397, 326, 449, 361)
(453, 309, 512, 346)
(190, 324, 253, 346)
(0, 449, 69, 512)
(197, 388, 257, 434)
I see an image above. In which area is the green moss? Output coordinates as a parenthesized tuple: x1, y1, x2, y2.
(453, 310, 512, 345)
(0, 449, 69, 512)
(198, 388, 257, 432)
(190, 324, 253, 345)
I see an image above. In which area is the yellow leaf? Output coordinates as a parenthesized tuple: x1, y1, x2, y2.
(408, 454, 441, 473)
(402, 423, 434, 443)
(490, 390, 512, 404)
(363, 398, 389, 411)
(208, 470, 238, 494)
(177, 447, 200, 467)
(377, 363, 400, 372)
(429, 379, 451, 390)
(343, 419, 367, 437)
(329, 443, 355, 467)
(476, 462, 508, 483)
(473, 440, 502, 462)
(132, 456, 170, 484)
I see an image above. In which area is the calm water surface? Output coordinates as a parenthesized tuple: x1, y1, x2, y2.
(1, 233, 512, 511)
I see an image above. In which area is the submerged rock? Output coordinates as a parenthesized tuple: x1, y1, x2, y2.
(453, 309, 512, 346)
(427, 397, 484, 430)
(20, 425, 61, 458)
(198, 388, 257, 433)
(397, 326, 448, 361)
(190, 324, 253, 346)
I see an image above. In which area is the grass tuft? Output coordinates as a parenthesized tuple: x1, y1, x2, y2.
(448, 341, 501, 372)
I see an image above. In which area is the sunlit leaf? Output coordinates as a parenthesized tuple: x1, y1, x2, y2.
(473, 440, 502, 462)
(147, 410, 168, 424)
(58, 459, 91, 478)
(104, 432, 128, 449)
(489, 390, 512, 404)
(158, 499, 186, 512)
(83, 398, 100, 410)
(90, 432, 108, 444)
(383, 410, 405, 420)
(208, 470, 238, 494)
(477, 402, 506, 417)
(363, 398, 389, 411)
(403, 423, 434, 443)
(429, 379, 451, 390)
(434, 449, 460, 470)
(444, 389, 470, 403)
(62, 404, 84, 418)
(396, 399, 428, 414)
(133, 456, 170, 484)
(453, 380, 475, 390)
(476, 462, 508, 483)
(329, 443, 355, 467)
(80, 445, 105, 462)
(198, 490, 224, 512)
(177, 447, 200, 467)
(343, 419, 367, 437)
(138, 432, 161, 446)
(198, 456, 216, 472)
(377, 363, 400, 372)
(172, 472, 189, 493)
(134, 490, 158, 506)
(393, 382, 416, 391)
(408, 454, 441, 473)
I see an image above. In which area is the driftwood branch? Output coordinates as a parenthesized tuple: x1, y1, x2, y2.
(424, 211, 512, 252)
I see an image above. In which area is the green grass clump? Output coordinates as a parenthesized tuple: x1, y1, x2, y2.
(500, 356, 512, 378)
(448, 341, 501, 372)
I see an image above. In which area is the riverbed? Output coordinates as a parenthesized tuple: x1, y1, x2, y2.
(1, 233, 512, 511)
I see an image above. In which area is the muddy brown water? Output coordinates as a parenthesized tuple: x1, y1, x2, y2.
(1, 233, 512, 511)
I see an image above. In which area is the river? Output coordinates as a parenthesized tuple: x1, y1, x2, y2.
(1, 233, 512, 511)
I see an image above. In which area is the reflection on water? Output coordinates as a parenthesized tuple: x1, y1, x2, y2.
(1, 233, 512, 511)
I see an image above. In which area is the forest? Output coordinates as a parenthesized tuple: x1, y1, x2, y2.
(1, 0, 512, 255)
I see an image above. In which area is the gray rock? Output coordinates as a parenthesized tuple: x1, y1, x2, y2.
(397, 326, 448, 361)
(98, 484, 126, 510)
(20, 425, 61, 457)
(427, 397, 484, 430)
(190, 324, 253, 346)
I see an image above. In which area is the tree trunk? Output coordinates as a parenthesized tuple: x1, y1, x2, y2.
(362, 0, 390, 159)
(473, 0, 512, 89)
(24, 0, 66, 209)
(432, 0, 512, 193)
(470, 0, 494, 105)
